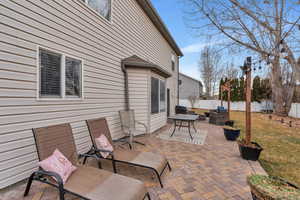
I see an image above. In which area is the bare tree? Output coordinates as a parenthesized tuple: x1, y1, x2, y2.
(224, 62, 239, 80)
(199, 46, 223, 97)
(188, 95, 198, 108)
(184, 0, 300, 116)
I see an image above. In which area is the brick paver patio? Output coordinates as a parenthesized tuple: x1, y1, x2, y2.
(1, 120, 266, 200)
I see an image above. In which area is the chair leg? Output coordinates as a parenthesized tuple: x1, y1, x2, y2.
(97, 160, 102, 169)
(112, 160, 117, 173)
(58, 190, 65, 200)
(170, 121, 177, 137)
(153, 169, 163, 188)
(146, 192, 151, 200)
(167, 162, 172, 171)
(83, 156, 88, 165)
(24, 173, 35, 196)
(128, 142, 132, 150)
(192, 121, 197, 132)
(179, 121, 183, 130)
(24, 172, 65, 200)
(133, 140, 145, 146)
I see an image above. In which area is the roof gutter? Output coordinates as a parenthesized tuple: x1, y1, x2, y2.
(177, 57, 180, 105)
(121, 62, 130, 111)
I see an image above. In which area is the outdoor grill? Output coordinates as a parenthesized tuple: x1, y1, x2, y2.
(175, 105, 188, 114)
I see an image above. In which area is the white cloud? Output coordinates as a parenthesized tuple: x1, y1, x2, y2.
(181, 42, 218, 54)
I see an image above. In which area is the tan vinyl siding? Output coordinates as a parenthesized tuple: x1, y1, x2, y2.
(127, 68, 150, 133)
(166, 57, 179, 116)
(179, 73, 203, 99)
(150, 112, 167, 133)
(0, 0, 178, 188)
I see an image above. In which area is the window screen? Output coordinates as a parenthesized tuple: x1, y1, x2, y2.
(39, 49, 61, 97)
(86, 0, 111, 20)
(171, 54, 176, 71)
(151, 77, 159, 114)
(65, 57, 82, 97)
(172, 61, 175, 71)
(160, 80, 166, 112)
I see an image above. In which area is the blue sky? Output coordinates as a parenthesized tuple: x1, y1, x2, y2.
(150, 0, 267, 81)
(150, 1, 300, 84)
(151, 0, 204, 81)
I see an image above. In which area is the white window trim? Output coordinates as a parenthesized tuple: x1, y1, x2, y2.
(36, 46, 85, 101)
(159, 80, 166, 112)
(80, 0, 113, 23)
(171, 54, 176, 71)
(151, 77, 166, 115)
(171, 54, 176, 62)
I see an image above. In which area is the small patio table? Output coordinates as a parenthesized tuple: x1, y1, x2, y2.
(168, 114, 198, 140)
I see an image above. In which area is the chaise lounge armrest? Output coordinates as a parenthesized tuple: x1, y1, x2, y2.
(94, 149, 114, 155)
(78, 153, 99, 161)
(80, 148, 114, 159)
(95, 149, 113, 153)
(32, 170, 64, 188)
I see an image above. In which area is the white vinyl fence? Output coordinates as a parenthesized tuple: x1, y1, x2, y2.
(179, 99, 300, 118)
(289, 103, 300, 118)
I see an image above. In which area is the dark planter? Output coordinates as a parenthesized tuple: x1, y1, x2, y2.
(223, 128, 240, 141)
(238, 142, 263, 161)
(204, 112, 210, 117)
(225, 120, 234, 127)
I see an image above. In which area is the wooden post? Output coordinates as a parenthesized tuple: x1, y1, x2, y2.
(245, 57, 252, 145)
(228, 88, 231, 120)
(221, 87, 224, 107)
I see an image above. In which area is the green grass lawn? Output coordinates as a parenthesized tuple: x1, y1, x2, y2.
(193, 109, 300, 186)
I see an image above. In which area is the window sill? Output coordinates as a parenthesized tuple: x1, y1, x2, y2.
(79, 0, 112, 25)
(151, 111, 166, 115)
(36, 98, 85, 102)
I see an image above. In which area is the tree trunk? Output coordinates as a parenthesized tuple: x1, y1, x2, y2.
(271, 67, 285, 116)
(271, 60, 295, 116)
(283, 79, 296, 116)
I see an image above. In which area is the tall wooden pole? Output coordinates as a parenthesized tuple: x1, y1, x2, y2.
(221, 87, 224, 107)
(228, 89, 231, 120)
(245, 57, 252, 145)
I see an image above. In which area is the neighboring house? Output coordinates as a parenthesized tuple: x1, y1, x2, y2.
(0, 0, 183, 189)
(179, 73, 203, 100)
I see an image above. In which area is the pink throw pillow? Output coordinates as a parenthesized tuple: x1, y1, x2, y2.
(95, 134, 114, 158)
(38, 149, 77, 184)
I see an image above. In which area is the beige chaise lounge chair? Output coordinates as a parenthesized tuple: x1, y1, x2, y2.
(24, 123, 151, 200)
(85, 118, 171, 188)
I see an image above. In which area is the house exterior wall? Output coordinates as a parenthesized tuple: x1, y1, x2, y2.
(127, 68, 150, 132)
(179, 73, 203, 100)
(0, 0, 179, 188)
(167, 57, 179, 115)
(127, 69, 169, 134)
(149, 72, 167, 133)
